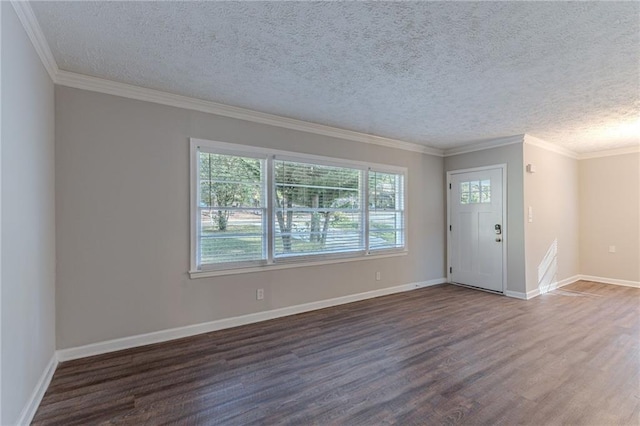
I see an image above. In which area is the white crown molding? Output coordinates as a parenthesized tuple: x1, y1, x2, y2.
(12, 0, 442, 157)
(443, 135, 525, 157)
(523, 134, 579, 159)
(13, 0, 631, 160)
(577, 144, 640, 160)
(56, 71, 443, 156)
(10, 0, 58, 81)
(57, 278, 447, 362)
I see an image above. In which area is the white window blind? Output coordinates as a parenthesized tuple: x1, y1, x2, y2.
(274, 159, 364, 258)
(197, 152, 266, 266)
(191, 139, 407, 274)
(368, 171, 405, 250)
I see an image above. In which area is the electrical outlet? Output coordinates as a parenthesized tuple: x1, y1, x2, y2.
(608, 246, 616, 253)
(375, 272, 381, 281)
(256, 288, 264, 300)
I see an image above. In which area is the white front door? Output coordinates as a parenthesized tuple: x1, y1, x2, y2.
(449, 167, 504, 292)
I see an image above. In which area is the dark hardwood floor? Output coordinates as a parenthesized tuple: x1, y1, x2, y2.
(33, 281, 640, 425)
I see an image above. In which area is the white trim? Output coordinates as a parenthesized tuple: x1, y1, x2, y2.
(446, 164, 510, 175)
(0, 1, 2, 420)
(526, 289, 541, 299)
(446, 164, 508, 294)
(443, 135, 524, 157)
(192, 138, 408, 174)
(189, 139, 199, 273)
(552, 274, 581, 290)
(190, 251, 408, 279)
(537, 274, 581, 296)
(7, 0, 440, 158)
(56, 70, 442, 156)
(11, 6, 633, 160)
(577, 145, 640, 160)
(579, 275, 640, 288)
(57, 278, 447, 362)
(523, 134, 579, 159)
(505, 275, 582, 300)
(504, 290, 528, 300)
(16, 354, 58, 426)
(10, 1, 58, 82)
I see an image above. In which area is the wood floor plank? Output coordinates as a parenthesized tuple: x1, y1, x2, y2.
(33, 281, 640, 425)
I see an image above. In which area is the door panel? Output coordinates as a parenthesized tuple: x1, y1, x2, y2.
(450, 168, 503, 292)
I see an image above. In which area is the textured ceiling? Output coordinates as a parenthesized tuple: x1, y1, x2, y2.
(31, 1, 639, 152)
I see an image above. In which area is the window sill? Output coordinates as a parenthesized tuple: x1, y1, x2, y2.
(189, 250, 408, 279)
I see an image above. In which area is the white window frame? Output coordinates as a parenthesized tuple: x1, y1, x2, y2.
(194, 146, 268, 270)
(367, 169, 406, 252)
(272, 155, 366, 262)
(190, 138, 408, 278)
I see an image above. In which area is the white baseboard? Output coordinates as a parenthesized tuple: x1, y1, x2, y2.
(506, 275, 581, 300)
(57, 278, 447, 362)
(537, 275, 581, 296)
(556, 275, 582, 288)
(17, 354, 58, 426)
(578, 275, 640, 288)
(504, 290, 528, 300)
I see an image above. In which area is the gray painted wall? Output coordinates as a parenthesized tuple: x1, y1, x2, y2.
(444, 143, 526, 294)
(55, 86, 446, 349)
(523, 143, 580, 293)
(1, 4, 56, 424)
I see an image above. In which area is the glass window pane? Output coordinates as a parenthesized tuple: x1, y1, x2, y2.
(369, 171, 405, 250)
(274, 210, 363, 256)
(369, 172, 398, 210)
(200, 209, 264, 264)
(274, 160, 363, 257)
(370, 230, 402, 249)
(198, 151, 266, 266)
(199, 152, 263, 208)
(195, 147, 407, 268)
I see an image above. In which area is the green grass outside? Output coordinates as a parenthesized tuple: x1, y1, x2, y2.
(200, 219, 398, 264)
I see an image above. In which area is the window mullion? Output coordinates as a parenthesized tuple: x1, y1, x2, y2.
(194, 145, 203, 271)
(267, 155, 275, 265)
(364, 168, 370, 254)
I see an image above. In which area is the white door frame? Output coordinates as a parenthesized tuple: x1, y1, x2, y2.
(446, 164, 508, 293)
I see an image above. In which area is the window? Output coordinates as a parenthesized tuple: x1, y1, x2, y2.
(191, 139, 407, 275)
(460, 179, 491, 204)
(369, 171, 405, 250)
(274, 159, 364, 258)
(196, 151, 266, 267)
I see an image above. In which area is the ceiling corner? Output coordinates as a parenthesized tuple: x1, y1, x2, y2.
(11, 0, 59, 82)
(523, 134, 579, 159)
(443, 135, 525, 157)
